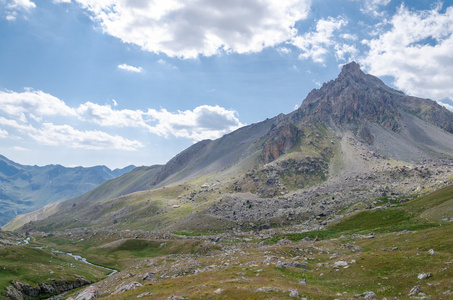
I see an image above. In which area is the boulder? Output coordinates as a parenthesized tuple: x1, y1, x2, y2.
(332, 260, 349, 269)
(75, 286, 99, 300)
(113, 282, 142, 294)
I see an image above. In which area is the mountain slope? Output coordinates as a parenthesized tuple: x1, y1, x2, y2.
(8, 62, 453, 233)
(0, 155, 135, 226)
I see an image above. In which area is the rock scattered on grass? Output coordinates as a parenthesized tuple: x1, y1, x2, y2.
(363, 291, 377, 299)
(141, 272, 156, 281)
(289, 289, 299, 297)
(74, 285, 99, 300)
(408, 285, 422, 296)
(113, 282, 142, 294)
(333, 260, 349, 268)
(417, 273, 431, 280)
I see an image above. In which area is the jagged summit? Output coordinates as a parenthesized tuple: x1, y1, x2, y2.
(339, 61, 363, 77)
(294, 61, 453, 135)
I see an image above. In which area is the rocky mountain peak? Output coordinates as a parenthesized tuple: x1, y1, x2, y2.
(338, 61, 364, 78)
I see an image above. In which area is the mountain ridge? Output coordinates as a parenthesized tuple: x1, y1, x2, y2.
(6, 62, 453, 233)
(0, 155, 135, 226)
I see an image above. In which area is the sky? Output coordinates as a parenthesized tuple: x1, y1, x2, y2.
(1, 0, 453, 169)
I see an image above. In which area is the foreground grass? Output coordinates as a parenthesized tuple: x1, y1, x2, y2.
(91, 222, 453, 299)
(8, 185, 453, 299)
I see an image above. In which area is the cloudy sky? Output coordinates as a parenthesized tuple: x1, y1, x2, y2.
(1, 0, 452, 169)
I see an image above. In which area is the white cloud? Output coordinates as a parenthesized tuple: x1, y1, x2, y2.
(360, 4, 453, 103)
(0, 129, 8, 138)
(341, 33, 357, 40)
(0, 89, 76, 122)
(360, 0, 391, 17)
(277, 47, 292, 55)
(118, 63, 143, 73)
(3, 0, 36, 20)
(146, 105, 245, 141)
(334, 43, 358, 61)
(0, 88, 245, 148)
(12, 146, 29, 151)
(6, 0, 36, 10)
(70, 0, 311, 58)
(76, 102, 147, 128)
(53, 0, 71, 3)
(30, 123, 143, 151)
(5, 11, 17, 21)
(0, 116, 37, 134)
(292, 16, 348, 64)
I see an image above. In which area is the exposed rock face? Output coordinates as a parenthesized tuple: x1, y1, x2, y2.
(358, 125, 374, 145)
(113, 281, 142, 294)
(261, 123, 300, 163)
(7, 277, 91, 299)
(292, 61, 453, 136)
(75, 285, 99, 300)
(297, 62, 401, 131)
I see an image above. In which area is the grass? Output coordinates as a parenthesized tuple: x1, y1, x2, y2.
(266, 185, 453, 244)
(5, 181, 453, 299)
(0, 245, 110, 299)
(32, 236, 221, 270)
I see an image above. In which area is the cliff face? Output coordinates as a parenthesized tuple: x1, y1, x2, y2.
(261, 123, 300, 164)
(300, 62, 453, 133)
(298, 62, 402, 131)
(6, 277, 91, 299)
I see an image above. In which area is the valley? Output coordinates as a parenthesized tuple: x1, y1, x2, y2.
(1, 62, 453, 299)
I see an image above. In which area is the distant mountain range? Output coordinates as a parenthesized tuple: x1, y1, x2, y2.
(6, 62, 453, 233)
(0, 155, 135, 226)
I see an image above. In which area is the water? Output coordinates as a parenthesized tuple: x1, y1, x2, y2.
(37, 248, 118, 299)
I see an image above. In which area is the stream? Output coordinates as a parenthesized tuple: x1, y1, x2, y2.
(51, 249, 118, 277)
(34, 247, 118, 300)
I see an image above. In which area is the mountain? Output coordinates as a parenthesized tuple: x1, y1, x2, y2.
(7, 62, 453, 233)
(0, 155, 135, 226)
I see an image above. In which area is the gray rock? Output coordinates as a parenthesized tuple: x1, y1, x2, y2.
(167, 296, 185, 300)
(363, 291, 377, 299)
(333, 260, 348, 268)
(142, 272, 156, 281)
(408, 285, 422, 296)
(6, 286, 24, 300)
(299, 279, 307, 285)
(428, 249, 435, 255)
(257, 224, 271, 231)
(417, 273, 431, 280)
(75, 286, 99, 300)
(277, 238, 292, 245)
(289, 289, 299, 298)
(288, 261, 306, 268)
(113, 282, 142, 294)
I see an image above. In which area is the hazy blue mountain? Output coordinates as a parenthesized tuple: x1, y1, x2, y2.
(0, 155, 135, 225)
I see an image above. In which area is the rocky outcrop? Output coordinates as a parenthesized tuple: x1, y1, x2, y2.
(261, 123, 300, 164)
(6, 277, 91, 299)
(297, 62, 402, 131)
(358, 126, 374, 145)
(293, 62, 453, 137)
(73, 285, 99, 300)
